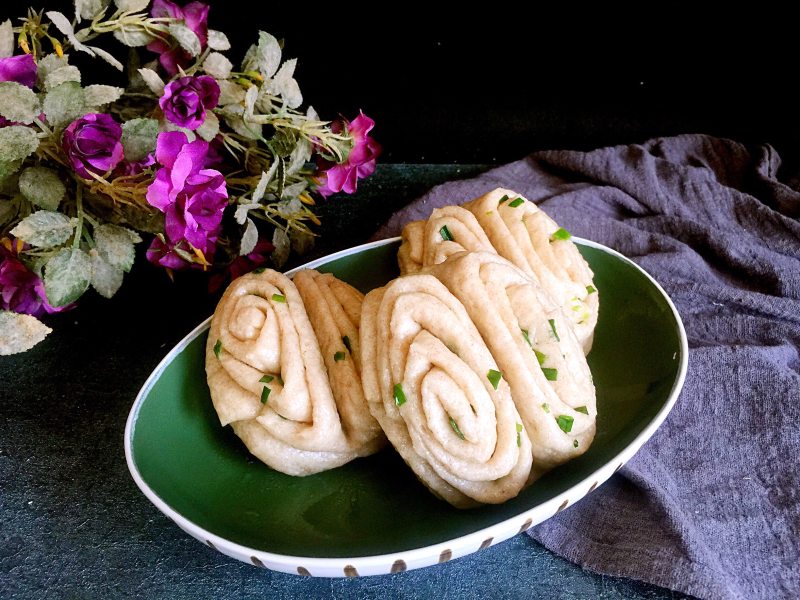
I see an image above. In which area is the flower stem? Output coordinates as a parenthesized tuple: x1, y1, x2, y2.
(72, 185, 84, 251)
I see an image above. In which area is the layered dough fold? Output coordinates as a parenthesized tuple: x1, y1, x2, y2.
(429, 252, 596, 476)
(360, 273, 533, 508)
(205, 269, 382, 476)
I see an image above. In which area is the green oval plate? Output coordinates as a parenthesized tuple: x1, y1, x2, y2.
(125, 237, 687, 577)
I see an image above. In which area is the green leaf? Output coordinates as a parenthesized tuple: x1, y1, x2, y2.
(259, 375, 274, 383)
(203, 52, 233, 80)
(0, 126, 40, 163)
(334, 351, 346, 362)
(271, 293, 286, 303)
(43, 82, 86, 129)
(542, 367, 558, 381)
(393, 383, 406, 406)
(10, 210, 75, 248)
(575, 406, 589, 415)
(168, 23, 201, 57)
(449, 416, 465, 440)
(0, 82, 41, 124)
(556, 415, 574, 433)
(487, 369, 503, 390)
(121, 118, 159, 162)
(44, 66, 82, 91)
(207, 30, 231, 51)
(0, 311, 52, 356)
(439, 225, 453, 241)
(550, 227, 572, 241)
(213, 339, 222, 358)
(18, 167, 66, 211)
(508, 197, 525, 208)
(94, 224, 137, 272)
(0, 20, 13, 58)
(44, 247, 92, 306)
(84, 85, 124, 108)
(89, 248, 124, 299)
(260, 385, 271, 404)
(548, 318, 560, 342)
(586, 285, 597, 295)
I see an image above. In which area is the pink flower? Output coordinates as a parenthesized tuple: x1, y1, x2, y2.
(62, 113, 124, 179)
(147, 0, 209, 76)
(316, 111, 381, 198)
(159, 75, 219, 130)
(145, 131, 228, 269)
(0, 238, 72, 316)
(0, 54, 37, 88)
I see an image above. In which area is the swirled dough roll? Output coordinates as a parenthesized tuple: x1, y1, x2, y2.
(206, 269, 372, 476)
(293, 269, 384, 455)
(361, 273, 533, 508)
(397, 206, 495, 275)
(429, 252, 596, 477)
(463, 188, 599, 353)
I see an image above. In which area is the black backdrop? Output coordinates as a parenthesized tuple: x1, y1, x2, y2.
(2, 1, 798, 164)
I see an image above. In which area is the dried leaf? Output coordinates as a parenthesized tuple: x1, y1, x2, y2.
(234, 202, 259, 225)
(169, 23, 201, 57)
(46, 11, 95, 57)
(87, 45, 123, 71)
(44, 247, 92, 306)
(121, 117, 158, 162)
(18, 167, 66, 211)
(287, 137, 312, 174)
(75, 0, 109, 21)
(44, 65, 82, 91)
(240, 217, 258, 256)
(94, 223, 137, 272)
(114, 0, 150, 11)
(113, 25, 154, 47)
(253, 169, 271, 202)
(203, 52, 233, 80)
(254, 31, 281, 78)
(89, 248, 124, 298)
(0, 81, 41, 124)
(137, 68, 165, 95)
(207, 30, 230, 51)
(290, 228, 314, 255)
(43, 82, 86, 129)
(217, 80, 245, 105)
(37, 54, 68, 89)
(0, 20, 13, 58)
(271, 227, 290, 268)
(84, 84, 124, 108)
(10, 210, 75, 248)
(0, 126, 40, 163)
(0, 311, 52, 355)
(196, 111, 219, 142)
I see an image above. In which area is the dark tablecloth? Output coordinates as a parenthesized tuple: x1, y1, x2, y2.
(374, 135, 800, 600)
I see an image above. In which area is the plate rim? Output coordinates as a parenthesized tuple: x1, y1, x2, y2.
(124, 236, 689, 577)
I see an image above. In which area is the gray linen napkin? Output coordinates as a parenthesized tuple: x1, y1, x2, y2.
(372, 135, 800, 600)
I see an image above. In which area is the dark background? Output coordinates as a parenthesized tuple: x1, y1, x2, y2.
(3, 1, 798, 165)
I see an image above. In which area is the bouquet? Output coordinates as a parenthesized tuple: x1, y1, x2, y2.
(0, 0, 381, 355)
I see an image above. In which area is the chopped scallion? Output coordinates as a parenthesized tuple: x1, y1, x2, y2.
(521, 328, 532, 347)
(548, 318, 560, 342)
(487, 369, 503, 390)
(556, 415, 574, 433)
(542, 367, 558, 381)
(213, 339, 222, 358)
(498, 194, 509, 205)
(573, 439, 579, 448)
(259, 375, 274, 384)
(342, 335, 352, 353)
(253, 267, 267, 274)
(550, 227, 571, 241)
(393, 383, 407, 406)
(439, 225, 453, 241)
(586, 285, 597, 295)
(449, 417, 465, 440)
(534, 348, 547, 365)
(575, 406, 589, 415)
(334, 351, 346, 362)
(542, 403, 550, 413)
(272, 293, 286, 303)
(508, 197, 524, 208)
(516, 422, 523, 447)
(260, 386, 271, 404)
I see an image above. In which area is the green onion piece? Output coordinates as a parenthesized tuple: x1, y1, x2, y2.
(542, 403, 550, 413)
(487, 369, 503, 390)
(508, 197, 525, 208)
(213, 339, 222, 358)
(272, 293, 286, 303)
(573, 439, 579, 448)
(253, 267, 267, 274)
(498, 194, 509, 205)
(439, 225, 453, 241)
(342, 335, 352, 353)
(542, 367, 558, 381)
(516, 422, 523, 447)
(575, 406, 589, 415)
(586, 285, 597, 295)
(259, 375, 274, 384)
(548, 318, 560, 342)
(521, 328, 532, 347)
(556, 415, 574, 433)
(334, 351, 346, 362)
(485, 210, 494, 215)
(449, 417, 465, 440)
(260, 386, 271, 404)
(277, 375, 284, 386)
(534, 348, 547, 365)
(393, 383, 407, 406)
(550, 227, 571, 241)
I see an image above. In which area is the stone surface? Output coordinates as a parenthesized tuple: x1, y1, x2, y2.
(0, 165, 693, 599)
